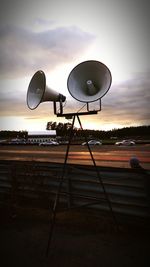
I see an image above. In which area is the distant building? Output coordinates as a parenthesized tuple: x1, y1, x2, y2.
(27, 130, 56, 144)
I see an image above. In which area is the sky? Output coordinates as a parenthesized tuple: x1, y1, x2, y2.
(0, 0, 150, 131)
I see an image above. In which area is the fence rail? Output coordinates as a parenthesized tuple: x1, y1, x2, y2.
(0, 160, 150, 227)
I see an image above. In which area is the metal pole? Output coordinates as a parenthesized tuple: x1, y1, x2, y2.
(76, 114, 118, 227)
(46, 115, 76, 256)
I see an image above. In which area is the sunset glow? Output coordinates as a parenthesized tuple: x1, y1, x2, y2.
(0, 0, 149, 131)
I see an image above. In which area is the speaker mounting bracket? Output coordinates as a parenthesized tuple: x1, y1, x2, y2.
(87, 98, 101, 112)
(54, 98, 101, 119)
(53, 98, 64, 115)
(57, 110, 97, 119)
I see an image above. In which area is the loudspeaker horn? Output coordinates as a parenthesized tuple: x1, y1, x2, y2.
(67, 60, 112, 103)
(27, 70, 66, 110)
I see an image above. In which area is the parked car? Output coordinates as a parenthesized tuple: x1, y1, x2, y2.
(115, 140, 135, 146)
(8, 139, 27, 145)
(39, 140, 59, 146)
(82, 140, 102, 146)
(0, 140, 7, 145)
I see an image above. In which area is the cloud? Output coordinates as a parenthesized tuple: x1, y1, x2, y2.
(101, 73, 150, 125)
(1, 71, 149, 128)
(0, 24, 95, 78)
(34, 18, 55, 27)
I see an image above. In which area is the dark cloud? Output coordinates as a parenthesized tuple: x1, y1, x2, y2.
(0, 24, 95, 78)
(101, 73, 150, 125)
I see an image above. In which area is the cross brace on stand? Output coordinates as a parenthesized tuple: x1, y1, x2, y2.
(46, 112, 118, 256)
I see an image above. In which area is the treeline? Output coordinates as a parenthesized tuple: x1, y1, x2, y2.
(0, 131, 28, 139)
(0, 125, 150, 140)
(47, 122, 150, 140)
(102, 125, 150, 139)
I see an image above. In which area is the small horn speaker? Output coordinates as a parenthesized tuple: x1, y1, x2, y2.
(67, 60, 112, 103)
(27, 70, 66, 110)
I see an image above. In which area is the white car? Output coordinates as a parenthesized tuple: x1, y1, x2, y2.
(82, 140, 102, 146)
(115, 140, 135, 146)
(39, 140, 59, 146)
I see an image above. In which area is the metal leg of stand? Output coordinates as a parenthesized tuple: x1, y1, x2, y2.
(46, 114, 118, 256)
(76, 114, 118, 227)
(46, 116, 75, 256)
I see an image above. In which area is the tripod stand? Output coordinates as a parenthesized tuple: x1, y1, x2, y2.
(46, 112, 117, 256)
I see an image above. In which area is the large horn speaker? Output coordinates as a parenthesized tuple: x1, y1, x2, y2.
(67, 60, 112, 103)
(27, 70, 66, 110)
